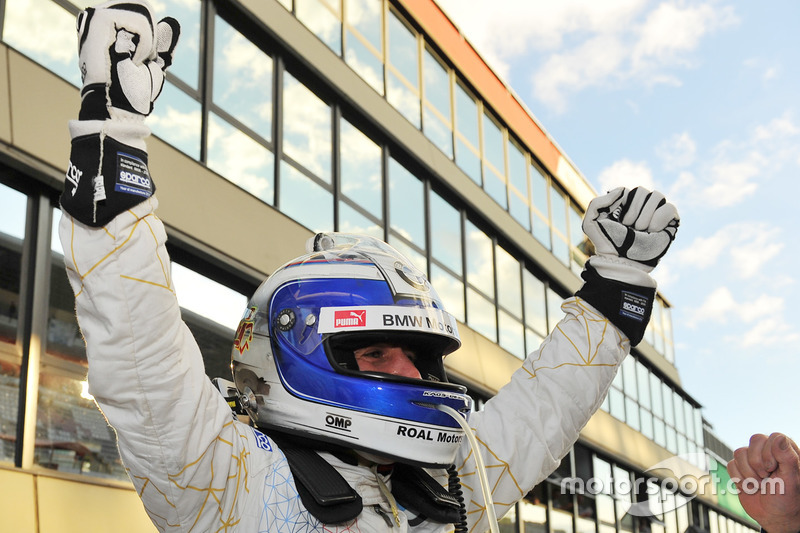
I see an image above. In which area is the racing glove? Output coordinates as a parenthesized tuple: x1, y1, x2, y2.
(575, 187, 679, 346)
(60, 0, 179, 227)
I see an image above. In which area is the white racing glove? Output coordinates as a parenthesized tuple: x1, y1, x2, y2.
(60, 0, 179, 227)
(575, 187, 679, 346)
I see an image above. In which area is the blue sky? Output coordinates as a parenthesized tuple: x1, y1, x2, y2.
(437, 0, 800, 453)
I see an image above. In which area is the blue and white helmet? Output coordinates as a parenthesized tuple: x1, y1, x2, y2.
(231, 233, 473, 467)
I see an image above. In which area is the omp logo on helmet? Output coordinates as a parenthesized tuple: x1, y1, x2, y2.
(334, 309, 366, 328)
(234, 306, 257, 355)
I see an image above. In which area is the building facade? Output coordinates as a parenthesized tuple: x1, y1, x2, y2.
(0, 0, 756, 531)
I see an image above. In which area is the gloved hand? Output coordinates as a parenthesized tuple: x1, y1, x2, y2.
(61, 0, 180, 227)
(78, 0, 179, 121)
(576, 187, 679, 346)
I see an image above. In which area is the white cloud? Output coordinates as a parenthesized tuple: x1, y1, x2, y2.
(675, 222, 784, 279)
(437, 0, 739, 112)
(597, 159, 655, 192)
(657, 132, 697, 170)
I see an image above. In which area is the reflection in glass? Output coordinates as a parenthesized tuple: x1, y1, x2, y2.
(467, 287, 496, 343)
(386, 13, 420, 127)
(531, 165, 551, 248)
(340, 119, 382, 219)
(550, 186, 570, 265)
(296, 0, 342, 54)
(345, 30, 384, 94)
(3, 0, 80, 86)
(569, 204, 587, 274)
(430, 192, 462, 275)
(344, 0, 383, 94)
(149, 81, 202, 160)
(520, 484, 547, 533)
(522, 270, 547, 337)
(161, 0, 201, 88)
(423, 49, 452, 158)
(431, 265, 464, 322)
(213, 16, 273, 142)
(508, 141, 530, 230)
(283, 72, 332, 182)
(482, 115, 506, 208)
(207, 113, 275, 205)
(465, 221, 494, 300)
(0, 183, 25, 464)
(338, 202, 382, 239)
(496, 246, 521, 316)
(455, 84, 481, 185)
(388, 159, 424, 247)
(546, 286, 563, 330)
(279, 162, 333, 232)
(498, 309, 524, 359)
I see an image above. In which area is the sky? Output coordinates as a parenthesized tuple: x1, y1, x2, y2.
(435, 0, 800, 453)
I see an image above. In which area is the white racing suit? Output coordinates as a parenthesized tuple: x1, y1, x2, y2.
(60, 198, 631, 532)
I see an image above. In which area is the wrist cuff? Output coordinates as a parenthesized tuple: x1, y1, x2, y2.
(60, 132, 154, 227)
(575, 262, 655, 346)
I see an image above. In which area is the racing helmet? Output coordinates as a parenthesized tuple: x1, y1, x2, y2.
(231, 233, 473, 467)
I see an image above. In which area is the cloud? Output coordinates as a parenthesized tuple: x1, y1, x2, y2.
(675, 222, 784, 279)
(437, 0, 739, 112)
(657, 132, 697, 170)
(686, 288, 798, 347)
(597, 159, 655, 192)
(668, 112, 800, 208)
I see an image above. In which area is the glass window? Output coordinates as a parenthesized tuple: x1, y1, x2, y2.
(569, 203, 587, 274)
(684, 400, 695, 441)
(431, 264, 464, 322)
(508, 140, 530, 230)
(213, 16, 273, 142)
(388, 159, 425, 249)
(482, 114, 507, 208)
(520, 484, 547, 533)
(522, 270, 547, 337)
(454, 83, 481, 185)
(149, 81, 202, 160)
(344, 0, 383, 94)
(386, 11, 420, 127)
(171, 262, 247, 380)
(546, 286, 563, 330)
(161, 0, 201, 89)
(650, 372, 664, 418)
(283, 72, 333, 183)
(430, 192, 462, 276)
(637, 361, 651, 409)
(625, 397, 640, 430)
(495, 247, 522, 317)
(3, 0, 81, 86)
(673, 390, 686, 435)
(622, 357, 638, 401)
(530, 165, 551, 248)
(498, 309, 524, 359)
(279, 161, 333, 232)
(207, 113, 275, 205)
(550, 186, 570, 265)
(340, 119, 382, 220)
(422, 49, 453, 158)
(613, 466, 634, 533)
(338, 202, 382, 238)
(662, 382, 675, 425)
(0, 183, 26, 465)
(465, 221, 494, 300)
(467, 287, 496, 343)
(296, 0, 342, 54)
(551, 484, 575, 533)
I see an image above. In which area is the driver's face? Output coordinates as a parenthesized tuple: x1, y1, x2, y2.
(353, 343, 421, 379)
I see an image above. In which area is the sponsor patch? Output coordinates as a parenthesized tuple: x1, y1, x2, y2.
(233, 307, 257, 355)
(620, 291, 648, 322)
(325, 413, 353, 432)
(333, 309, 366, 328)
(115, 151, 153, 198)
(252, 428, 272, 451)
